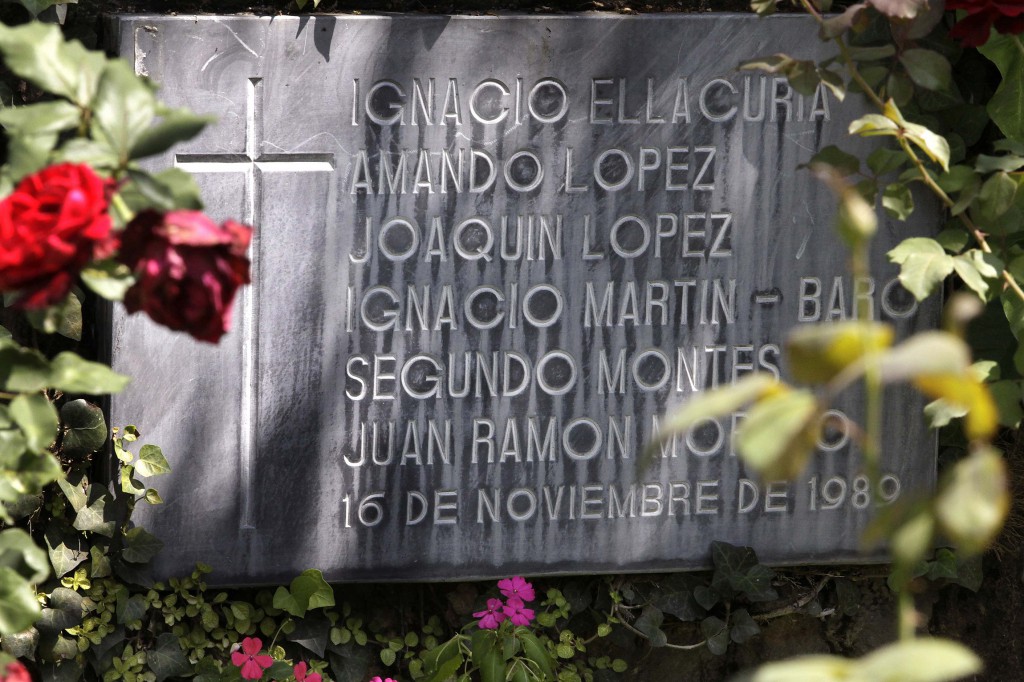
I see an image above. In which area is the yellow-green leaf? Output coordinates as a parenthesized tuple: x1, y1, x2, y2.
(935, 448, 1009, 555)
(786, 321, 894, 385)
(735, 389, 819, 480)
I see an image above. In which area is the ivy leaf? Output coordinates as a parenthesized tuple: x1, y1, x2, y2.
(888, 237, 955, 300)
(701, 616, 730, 655)
(730, 609, 761, 644)
(44, 522, 87, 578)
(149, 632, 192, 682)
(115, 589, 148, 626)
(135, 444, 170, 477)
(292, 569, 335, 611)
(0, 566, 42, 635)
(286, 612, 331, 657)
(710, 542, 778, 602)
(121, 527, 163, 564)
(73, 490, 116, 537)
(633, 606, 667, 647)
(38, 587, 84, 633)
(806, 145, 860, 177)
(60, 399, 108, 457)
(328, 643, 372, 682)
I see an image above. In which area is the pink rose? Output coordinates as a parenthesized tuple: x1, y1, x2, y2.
(0, 661, 31, 682)
(119, 210, 252, 343)
(0, 163, 116, 308)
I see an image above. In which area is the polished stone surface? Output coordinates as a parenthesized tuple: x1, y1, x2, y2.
(108, 14, 938, 584)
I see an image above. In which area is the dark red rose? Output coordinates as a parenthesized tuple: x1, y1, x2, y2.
(947, 0, 1024, 47)
(0, 661, 32, 682)
(119, 210, 252, 343)
(0, 163, 116, 308)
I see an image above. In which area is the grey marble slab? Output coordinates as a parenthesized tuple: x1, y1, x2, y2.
(107, 14, 939, 585)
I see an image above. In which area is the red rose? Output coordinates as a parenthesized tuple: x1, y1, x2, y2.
(0, 661, 32, 682)
(119, 210, 252, 343)
(0, 163, 116, 308)
(947, 0, 1024, 47)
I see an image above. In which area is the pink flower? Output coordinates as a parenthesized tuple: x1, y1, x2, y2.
(294, 662, 322, 682)
(502, 596, 535, 627)
(369, 678, 398, 682)
(230, 637, 274, 680)
(498, 576, 535, 602)
(473, 597, 508, 630)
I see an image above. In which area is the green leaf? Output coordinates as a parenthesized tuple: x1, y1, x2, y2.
(858, 638, 981, 682)
(867, 147, 907, 175)
(898, 49, 951, 92)
(286, 612, 330, 657)
(806, 146, 859, 176)
(654, 374, 782, 446)
(888, 237, 955, 300)
(0, 23, 104, 106)
(470, 628, 496, 669)
(519, 630, 556, 681)
(634, 606, 667, 647)
(0, 566, 41, 635)
(980, 38, 1024, 144)
(73, 490, 116, 537)
(145, 488, 163, 505)
(882, 182, 914, 220)
(121, 527, 163, 564)
(39, 587, 84, 633)
(710, 542, 778, 602)
(989, 380, 1023, 428)
(129, 108, 215, 160)
(849, 113, 900, 137)
(934, 448, 1009, 555)
(119, 168, 204, 213)
(24, 291, 82, 341)
(48, 352, 130, 394)
(149, 632, 192, 682)
(0, 528, 50, 583)
(135, 444, 170, 477)
(0, 341, 51, 392)
(10, 393, 57, 453)
(44, 523, 87, 578)
(952, 250, 1002, 299)
(292, 568, 335, 611)
(91, 60, 157, 167)
(422, 636, 463, 676)
(729, 609, 760, 644)
(974, 171, 1018, 223)
(786, 321, 893, 385)
(80, 260, 135, 301)
(478, 646, 503, 682)
(60, 399, 108, 457)
(736, 389, 819, 481)
(0, 100, 80, 136)
(701, 616, 729, 655)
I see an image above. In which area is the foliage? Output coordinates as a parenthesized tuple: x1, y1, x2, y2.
(665, 0, 1024, 678)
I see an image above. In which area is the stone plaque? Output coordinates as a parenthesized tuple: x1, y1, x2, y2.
(107, 14, 938, 584)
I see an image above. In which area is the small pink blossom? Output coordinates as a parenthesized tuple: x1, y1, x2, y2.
(502, 596, 535, 627)
(230, 637, 274, 680)
(497, 576, 535, 602)
(473, 597, 509, 630)
(369, 678, 398, 682)
(294, 662, 322, 682)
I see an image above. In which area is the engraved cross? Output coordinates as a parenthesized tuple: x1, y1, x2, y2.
(175, 77, 335, 531)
